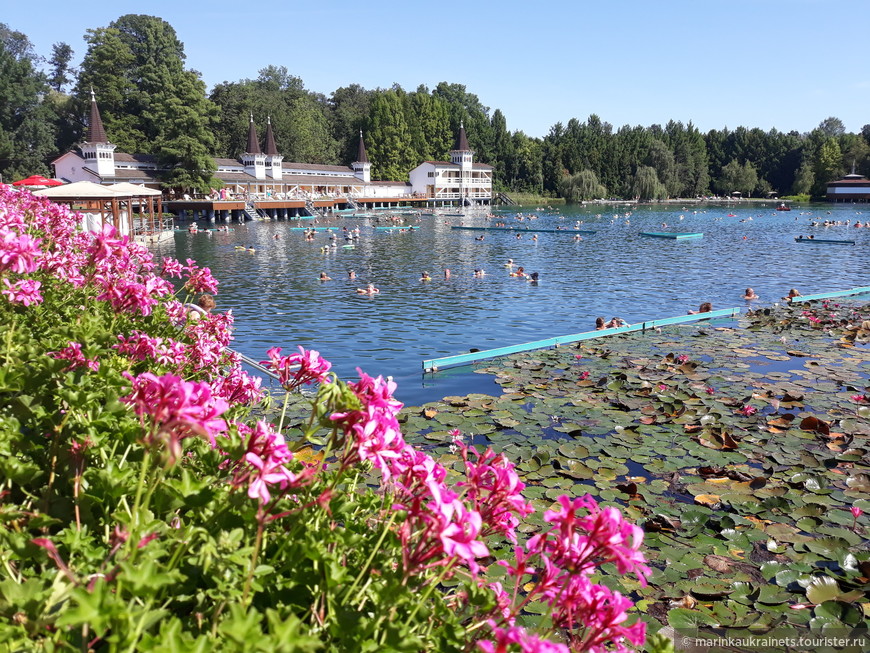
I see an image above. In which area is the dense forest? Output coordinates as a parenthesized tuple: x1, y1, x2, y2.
(2, 15, 868, 198)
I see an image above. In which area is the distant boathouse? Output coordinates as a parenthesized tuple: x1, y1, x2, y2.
(826, 172, 870, 203)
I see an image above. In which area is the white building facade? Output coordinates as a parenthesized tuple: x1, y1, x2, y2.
(408, 123, 493, 204)
(52, 94, 491, 204)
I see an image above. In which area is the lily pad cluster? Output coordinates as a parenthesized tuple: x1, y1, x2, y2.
(392, 301, 870, 641)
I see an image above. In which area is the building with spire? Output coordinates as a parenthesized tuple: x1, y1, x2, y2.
(351, 130, 371, 183)
(408, 122, 493, 204)
(52, 90, 160, 185)
(52, 92, 492, 208)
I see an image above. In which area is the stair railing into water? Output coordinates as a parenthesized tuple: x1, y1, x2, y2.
(231, 348, 283, 382)
(421, 308, 741, 372)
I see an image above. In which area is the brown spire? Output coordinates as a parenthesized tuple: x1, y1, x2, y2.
(86, 87, 109, 143)
(356, 129, 369, 163)
(454, 120, 469, 151)
(264, 116, 278, 156)
(246, 113, 262, 154)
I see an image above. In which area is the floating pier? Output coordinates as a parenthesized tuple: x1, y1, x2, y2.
(640, 232, 703, 240)
(374, 225, 419, 230)
(794, 237, 856, 245)
(422, 308, 740, 372)
(450, 226, 597, 235)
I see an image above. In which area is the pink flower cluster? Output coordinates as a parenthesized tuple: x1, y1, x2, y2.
(739, 405, 757, 417)
(48, 341, 100, 372)
(456, 442, 533, 544)
(262, 346, 332, 392)
(478, 620, 569, 653)
(115, 331, 187, 368)
(5, 188, 650, 651)
(2, 278, 42, 306)
(182, 258, 219, 294)
(488, 494, 650, 652)
(331, 370, 406, 480)
(210, 352, 263, 405)
(122, 372, 229, 464)
(229, 421, 313, 504)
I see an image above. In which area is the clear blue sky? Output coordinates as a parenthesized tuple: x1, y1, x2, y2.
(11, 0, 870, 138)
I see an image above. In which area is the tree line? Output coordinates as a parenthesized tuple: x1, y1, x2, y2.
(2, 15, 868, 198)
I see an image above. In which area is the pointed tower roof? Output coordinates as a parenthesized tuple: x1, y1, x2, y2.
(245, 113, 262, 154)
(86, 88, 109, 144)
(264, 116, 279, 156)
(356, 130, 369, 163)
(453, 121, 469, 151)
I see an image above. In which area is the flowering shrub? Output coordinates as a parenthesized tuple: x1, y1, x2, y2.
(0, 188, 652, 651)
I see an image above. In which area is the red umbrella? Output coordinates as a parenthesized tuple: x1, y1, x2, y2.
(12, 175, 64, 187)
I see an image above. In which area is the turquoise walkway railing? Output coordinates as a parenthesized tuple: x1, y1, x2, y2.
(790, 286, 870, 302)
(422, 308, 740, 372)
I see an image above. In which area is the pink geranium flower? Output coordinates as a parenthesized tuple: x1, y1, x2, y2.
(48, 341, 99, 372)
(262, 346, 332, 391)
(2, 278, 42, 306)
(0, 228, 42, 274)
(122, 372, 228, 464)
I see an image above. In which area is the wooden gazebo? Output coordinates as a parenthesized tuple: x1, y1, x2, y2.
(108, 182, 167, 240)
(34, 181, 135, 236)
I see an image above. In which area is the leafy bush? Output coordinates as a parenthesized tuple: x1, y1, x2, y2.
(0, 188, 651, 651)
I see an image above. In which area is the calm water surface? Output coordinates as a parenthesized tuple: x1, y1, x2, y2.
(156, 203, 870, 405)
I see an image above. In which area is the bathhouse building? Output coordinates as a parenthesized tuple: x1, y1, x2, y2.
(51, 92, 491, 212)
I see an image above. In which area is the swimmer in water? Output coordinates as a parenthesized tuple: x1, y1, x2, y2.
(743, 288, 759, 300)
(319, 272, 332, 281)
(356, 283, 379, 295)
(420, 271, 432, 282)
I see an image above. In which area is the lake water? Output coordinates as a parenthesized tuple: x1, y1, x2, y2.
(155, 202, 870, 405)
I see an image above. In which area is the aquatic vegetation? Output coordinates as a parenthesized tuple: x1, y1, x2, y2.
(0, 187, 651, 651)
(399, 301, 870, 644)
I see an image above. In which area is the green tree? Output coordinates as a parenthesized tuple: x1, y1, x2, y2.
(631, 166, 666, 200)
(717, 159, 758, 196)
(792, 159, 814, 196)
(0, 35, 56, 180)
(329, 84, 373, 164)
(150, 72, 218, 192)
(75, 27, 142, 151)
(407, 87, 451, 164)
(813, 139, 842, 196)
(645, 140, 677, 197)
(664, 121, 709, 197)
(210, 68, 337, 163)
(433, 82, 493, 163)
(367, 89, 415, 180)
(75, 15, 219, 188)
(509, 131, 543, 193)
(489, 109, 514, 191)
(559, 169, 606, 202)
(47, 42, 74, 92)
